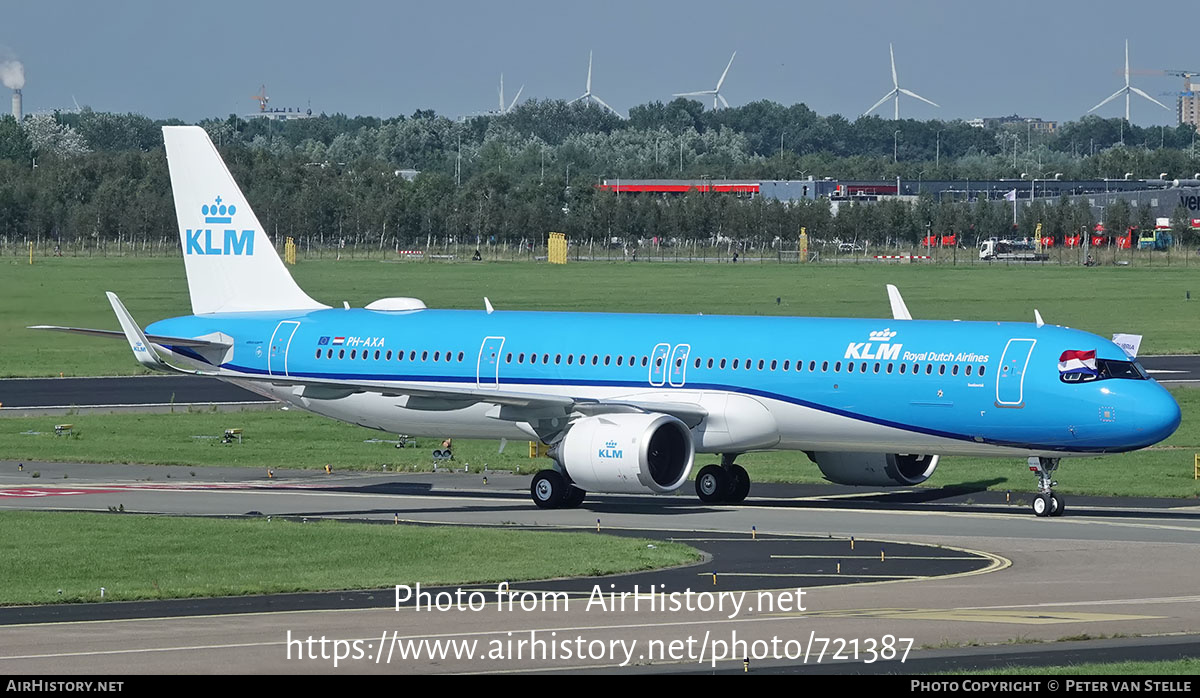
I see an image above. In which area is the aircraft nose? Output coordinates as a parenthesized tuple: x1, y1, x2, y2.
(1138, 385, 1181, 446)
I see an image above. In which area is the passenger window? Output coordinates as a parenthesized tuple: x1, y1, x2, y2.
(886, 363, 893, 374)
(809, 361, 816, 372)
(421, 351, 428, 361)
(848, 362, 855, 373)
(707, 358, 713, 369)
(925, 364, 933, 375)
(694, 358, 701, 368)
(338, 349, 345, 359)
(979, 365, 986, 376)
(555, 354, 562, 364)
(567, 354, 574, 365)
(873, 362, 880, 373)
(593, 355, 599, 365)
(326, 349, 333, 359)
(386, 350, 392, 361)
(372, 350, 379, 360)
(965, 364, 972, 375)
(899, 363, 906, 374)
(733, 359, 740, 369)
(821, 361, 829, 372)
(435, 351, 441, 361)
(720, 358, 727, 369)
(938, 364, 946, 375)
(362, 351, 368, 360)
(518, 353, 525, 363)
(351, 350, 357, 359)
(409, 351, 416, 361)
(758, 359, 765, 370)
(952, 365, 959, 376)
(834, 361, 842, 372)
(641, 356, 648, 367)
(605, 355, 611, 366)
(860, 362, 867, 373)
(458, 352, 465, 362)
(315, 349, 321, 359)
(617, 355, 623, 366)
(782, 360, 789, 371)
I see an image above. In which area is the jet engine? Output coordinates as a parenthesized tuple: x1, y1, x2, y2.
(552, 413, 694, 494)
(808, 451, 939, 487)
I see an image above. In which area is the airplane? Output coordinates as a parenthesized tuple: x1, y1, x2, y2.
(32, 126, 1181, 517)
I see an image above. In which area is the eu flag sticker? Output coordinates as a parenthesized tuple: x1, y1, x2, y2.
(318, 336, 330, 346)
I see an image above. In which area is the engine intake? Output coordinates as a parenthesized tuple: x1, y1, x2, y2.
(809, 451, 939, 487)
(552, 413, 694, 494)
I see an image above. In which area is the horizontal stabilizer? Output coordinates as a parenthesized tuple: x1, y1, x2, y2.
(27, 325, 232, 349)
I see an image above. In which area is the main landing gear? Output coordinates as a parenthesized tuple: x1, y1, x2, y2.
(530, 469, 586, 510)
(1028, 456, 1065, 517)
(695, 454, 751, 504)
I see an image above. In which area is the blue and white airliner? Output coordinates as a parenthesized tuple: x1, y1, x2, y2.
(33, 127, 1181, 516)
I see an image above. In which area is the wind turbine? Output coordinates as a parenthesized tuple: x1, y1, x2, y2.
(674, 51, 737, 109)
(568, 51, 622, 118)
(862, 43, 939, 119)
(1088, 39, 1168, 122)
(498, 74, 523, 114)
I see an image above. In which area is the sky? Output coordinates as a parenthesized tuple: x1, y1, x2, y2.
(4, 1, 1199, 127)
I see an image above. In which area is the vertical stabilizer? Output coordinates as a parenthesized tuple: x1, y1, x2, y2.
(161, 126, 327, 315)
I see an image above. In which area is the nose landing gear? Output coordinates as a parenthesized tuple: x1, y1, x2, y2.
(1029, 457, 1065, 517)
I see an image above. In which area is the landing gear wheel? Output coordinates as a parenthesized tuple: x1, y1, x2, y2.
(695, 464, 729, 503)
(1032, 492, 1051, 517)
(726, 464, 751, 503)
(531, 470, 567, 509)
(561, 486, 587, 509)
(1049, 492, 1065, 517)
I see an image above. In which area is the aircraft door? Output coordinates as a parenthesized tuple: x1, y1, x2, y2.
(995, 338, 1036, 407)
(668, 344, 691, 387)
(268, 321, 300, 377)
(477, 336, 505, 388)
(648, 343, 670, 386)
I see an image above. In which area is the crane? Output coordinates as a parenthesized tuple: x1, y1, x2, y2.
(251, 85, 269, 112)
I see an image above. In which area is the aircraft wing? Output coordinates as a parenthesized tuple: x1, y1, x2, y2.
(28, 325, 232, 349)
(97, 292, 706, 429)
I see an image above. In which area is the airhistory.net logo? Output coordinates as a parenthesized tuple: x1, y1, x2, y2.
(186, 196, 254, 256)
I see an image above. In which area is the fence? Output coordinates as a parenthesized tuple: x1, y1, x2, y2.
(7, 233, 1200, 267)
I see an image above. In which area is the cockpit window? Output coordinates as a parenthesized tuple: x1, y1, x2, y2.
(1060, 358, 1148, 383)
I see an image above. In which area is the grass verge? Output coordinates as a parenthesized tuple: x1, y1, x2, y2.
(8, 257, 1200, 377)
(0, 511, 701, 606)
(937, 657, 1200, 675)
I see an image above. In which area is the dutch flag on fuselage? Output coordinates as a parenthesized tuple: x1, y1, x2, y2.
(1059, 349, 1098, 376)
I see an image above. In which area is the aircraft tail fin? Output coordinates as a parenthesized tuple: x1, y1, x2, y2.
(161, 126, 328, 315)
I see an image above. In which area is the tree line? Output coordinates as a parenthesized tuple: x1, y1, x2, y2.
(1, 99, 1199, 250)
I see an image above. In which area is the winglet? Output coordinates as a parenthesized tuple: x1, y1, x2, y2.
(1034, 309, 1045, 328)
(484, 297, 495, 315)
(106, 292, 172, 372)
(886, 284, 912, 320)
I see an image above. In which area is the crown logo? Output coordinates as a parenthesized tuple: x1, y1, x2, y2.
(605, 440, 618, 449)
(202, 196, 236, 224)
(869, 328, 898, 340)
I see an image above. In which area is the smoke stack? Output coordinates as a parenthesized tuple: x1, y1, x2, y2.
(11, 89, 20, 122)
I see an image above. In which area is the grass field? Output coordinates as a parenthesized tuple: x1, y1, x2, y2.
(4, 388, 1198, 498)
(5, 257, 1200, 377)
(0, 511, 701, 605)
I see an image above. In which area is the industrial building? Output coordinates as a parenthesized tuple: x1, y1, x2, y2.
(599, 177, 1200, 223)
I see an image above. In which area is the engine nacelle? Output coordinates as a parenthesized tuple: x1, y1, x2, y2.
(809, 451, 939, 487)
(553, 413, 694, 494)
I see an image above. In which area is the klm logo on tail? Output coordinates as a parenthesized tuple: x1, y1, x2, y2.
(185, 197, 254, 256)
